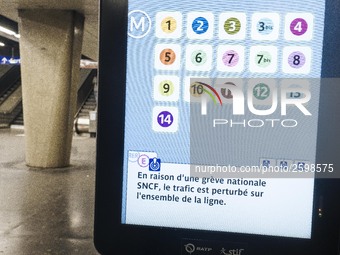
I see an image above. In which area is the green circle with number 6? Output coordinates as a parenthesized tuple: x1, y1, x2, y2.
(191, 50, 207, 66)
(159, 80, 174, 96)
(224, 17, 241, 35)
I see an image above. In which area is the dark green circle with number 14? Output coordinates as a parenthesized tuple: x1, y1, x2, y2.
(224, 17, 241, 35)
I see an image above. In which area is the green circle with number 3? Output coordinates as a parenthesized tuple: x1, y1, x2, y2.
(159, 80, 174, 96)
(191, 50, 207, 66)
(224, 17, 241, 35)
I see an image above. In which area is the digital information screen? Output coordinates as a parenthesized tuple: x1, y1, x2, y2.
(121, 0, 328, 239)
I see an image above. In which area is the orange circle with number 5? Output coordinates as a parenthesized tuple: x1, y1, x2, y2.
(160, 49, 176, 65)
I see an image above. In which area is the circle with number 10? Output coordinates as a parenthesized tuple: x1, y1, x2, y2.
(290, 18, 308, 36)
(159, 80, 174, 96)
(191, 50, 207, 66)
(157, 111, 173, 128)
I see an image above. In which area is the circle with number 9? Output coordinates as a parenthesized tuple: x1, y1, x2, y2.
(159, 80, 174, 96)
(224, 17, 241, 35)
(191, 50, 207, 66)
(161, 17, 177, 33)
(288, 51, 306, 68)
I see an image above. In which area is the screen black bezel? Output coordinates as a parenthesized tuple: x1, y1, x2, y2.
(94, 0, 340, 254)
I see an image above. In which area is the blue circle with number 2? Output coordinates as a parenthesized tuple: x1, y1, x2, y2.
(192, 17, 209, 34)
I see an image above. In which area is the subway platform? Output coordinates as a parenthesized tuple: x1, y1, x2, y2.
(0, 128, 99, 254)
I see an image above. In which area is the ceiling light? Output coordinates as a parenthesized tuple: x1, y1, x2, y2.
(0, 42, 5, 47)
(0, 25, 16, 36)
(0, 25, 20, 39)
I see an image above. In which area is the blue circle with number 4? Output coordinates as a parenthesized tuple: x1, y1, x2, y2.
(192, 17, 209, 34)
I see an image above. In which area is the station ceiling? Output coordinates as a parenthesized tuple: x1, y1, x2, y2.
(0, 0, 99, 60)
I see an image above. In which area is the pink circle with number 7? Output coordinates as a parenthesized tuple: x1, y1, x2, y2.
(222, 50, 239, 67)
(290, 18, 308, 36)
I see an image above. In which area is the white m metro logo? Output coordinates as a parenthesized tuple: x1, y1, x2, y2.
(128, 10, 151, 38)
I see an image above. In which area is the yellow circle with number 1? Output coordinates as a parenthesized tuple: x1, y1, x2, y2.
(161, 17, 177, 33)
(159, 80, 174, 96)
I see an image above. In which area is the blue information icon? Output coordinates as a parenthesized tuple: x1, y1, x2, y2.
(192, 17, 209, 34)
(149, 158, 161, 171)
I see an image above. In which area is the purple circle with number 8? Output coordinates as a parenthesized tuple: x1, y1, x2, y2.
(288, 51, 306, 68)
(290, 18, 308, 36)
(222, 50, 239, 67)
(157, 111, 173, 128)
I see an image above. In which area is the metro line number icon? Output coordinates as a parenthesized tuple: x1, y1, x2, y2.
(128, 10, 151, 38)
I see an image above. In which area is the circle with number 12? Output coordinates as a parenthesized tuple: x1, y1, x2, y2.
(191, 50, 207, 66)
(290, 18, 308, 36)
(157, 111, 173, 128)
(253, 83, 270, 100)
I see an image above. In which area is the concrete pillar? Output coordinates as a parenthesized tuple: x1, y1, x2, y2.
(18, 10, 84, 168)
